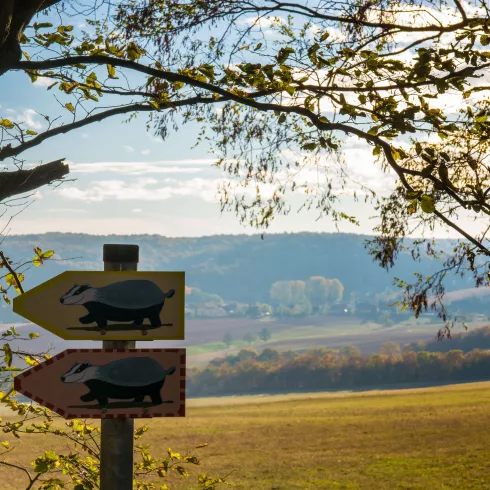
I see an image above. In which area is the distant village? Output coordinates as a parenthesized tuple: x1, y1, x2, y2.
(185, 279, 490, 324)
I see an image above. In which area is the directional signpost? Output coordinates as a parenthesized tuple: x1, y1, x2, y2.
(14, 348, 185, 419)
(12, 244, 187, 490)
(13, 270, 185, 340)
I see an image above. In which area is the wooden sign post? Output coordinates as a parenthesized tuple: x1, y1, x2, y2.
(101, 243, 138, 490)
(12, 244, 187, 490)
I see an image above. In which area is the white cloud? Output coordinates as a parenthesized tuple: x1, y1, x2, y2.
(241, 15, 284, 28)
(5, 108, 43, 130)
(141, 149, 151, 155)
(123, 145, 135, 153)
(132, 208, 143, 213)
(33, 77, 55, 88)
(57, 177, 224, 202)
(81, 133, 89, 139)
(68, 160, 212, 175)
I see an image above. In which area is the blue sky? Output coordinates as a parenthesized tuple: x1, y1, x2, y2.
(1, 64, 391, 237)
(0, 4, 486, 239)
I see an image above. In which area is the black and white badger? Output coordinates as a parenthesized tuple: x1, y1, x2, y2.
(60, 357, 176, 406)
(60, 280, 175, 329)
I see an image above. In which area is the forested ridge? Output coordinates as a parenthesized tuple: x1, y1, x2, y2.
(0, 232, 477, 324)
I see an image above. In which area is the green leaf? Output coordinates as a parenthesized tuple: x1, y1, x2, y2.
(41, 250, 54, 259)
(126, 42, 142, 61)
(32, 257, 43, 266)
(475, 111, 488, 122)
(168, 448, 181, 460)
(3, 344, 12, 367)
(148, 100, 160, 111)
(278, 113, 287, 124)
(0, 119, 14, 129)
(29, 332, 39, 339)
(44, 450, 59, 461)
(276, 47, 294, 64)
(319, 31, 330, 42)
(33, 22, 53, 30)
(481, 35, 490, 46)
(57, 25, 74, 33)
(174, 465, 189, 477)
(65, 103, 75, 113)
(420, 195, 435, 213)
(198, 64, 215, 80)
(5, 273, 24, 288)
(405, 190, 420, 200)
(301, 142, 317, 151)
(25, 130, 37, 135)
(107, 64, 117, 78)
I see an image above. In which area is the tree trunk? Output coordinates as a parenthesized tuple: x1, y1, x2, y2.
(0, 0, 61, 75)
(0, 158, 69, 202)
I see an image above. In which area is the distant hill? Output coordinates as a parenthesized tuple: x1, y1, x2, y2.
(0, 231, 475, 324)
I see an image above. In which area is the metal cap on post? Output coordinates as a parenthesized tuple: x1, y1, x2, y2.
(103, 244, 139, 264)
(100, 243, 139, 490)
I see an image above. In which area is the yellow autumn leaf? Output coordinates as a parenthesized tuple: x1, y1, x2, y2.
(65, 103, 75, 113)
(107, 64, 116, 78)
(0, 119, 14, 129)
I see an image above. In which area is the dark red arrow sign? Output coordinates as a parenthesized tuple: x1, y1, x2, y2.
(14, 349, 186, 419)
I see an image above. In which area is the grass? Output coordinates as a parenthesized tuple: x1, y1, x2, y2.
(3, 382, 490, 489)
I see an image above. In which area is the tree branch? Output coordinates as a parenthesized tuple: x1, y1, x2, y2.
(452, 0, 468, 21)
(0, 90, 275, 161)
(0, 158, 69, 202)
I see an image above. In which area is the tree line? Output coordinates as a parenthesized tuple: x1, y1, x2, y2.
(269, 276, 344, 317)
(187, 344, 490, 397)
(185, 275, 345, 319)
(408, 325, 490, 354)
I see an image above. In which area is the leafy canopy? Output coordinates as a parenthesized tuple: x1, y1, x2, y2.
(4, 0, 490, 333)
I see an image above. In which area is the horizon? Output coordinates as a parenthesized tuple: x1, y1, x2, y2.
(2, 229, 462, 240)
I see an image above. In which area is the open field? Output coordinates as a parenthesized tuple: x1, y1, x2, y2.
(6, 317, 490, 367)
(186, 319, 490, 366)
(3, 382, 490, 488)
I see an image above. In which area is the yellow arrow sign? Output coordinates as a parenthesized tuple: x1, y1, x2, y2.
(13, 271, 185, 340)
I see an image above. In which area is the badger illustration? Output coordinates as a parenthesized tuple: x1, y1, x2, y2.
(59, 280, 175, 329)
(60, 357, 176, 407)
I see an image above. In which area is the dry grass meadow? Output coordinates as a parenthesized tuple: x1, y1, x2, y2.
(2, 382, 490, 489)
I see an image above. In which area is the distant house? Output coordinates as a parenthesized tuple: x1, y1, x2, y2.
(329, 303, 351, 314)
(196, 302, 227, 317)
(222, 302, 238, 314)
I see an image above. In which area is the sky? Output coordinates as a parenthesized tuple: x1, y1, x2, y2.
(0, 2, 487, 239)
